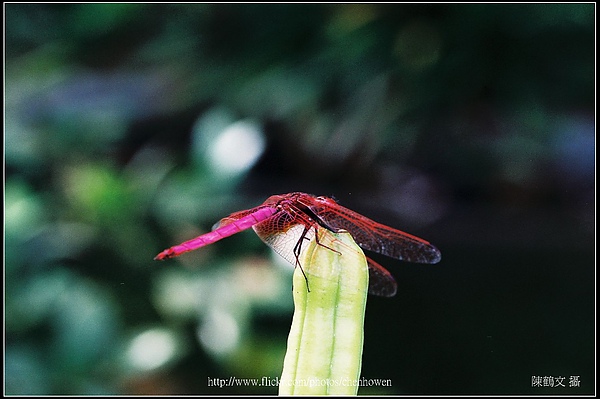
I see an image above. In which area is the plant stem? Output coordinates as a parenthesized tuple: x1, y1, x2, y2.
(279, 229, 369, 396)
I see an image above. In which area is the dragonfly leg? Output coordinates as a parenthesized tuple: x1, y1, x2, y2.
(290, 201, 343, 256)
(313, 226, 342, 256)
(292, 225, 312, 293)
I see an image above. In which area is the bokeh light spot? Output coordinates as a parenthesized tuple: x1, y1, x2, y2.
(207, 120, 265, 176)
(197, 309, 240, 357)
(126, 329, 178, 371)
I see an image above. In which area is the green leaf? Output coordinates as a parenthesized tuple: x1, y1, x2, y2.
(279, 229, 368, 396)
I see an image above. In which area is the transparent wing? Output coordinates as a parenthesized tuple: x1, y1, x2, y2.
(366, 257, 397, 297)
(305, 196, 441, 264)
(253, 211, 397, 297)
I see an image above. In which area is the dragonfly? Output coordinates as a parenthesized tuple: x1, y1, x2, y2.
(155, 192, 441, 297)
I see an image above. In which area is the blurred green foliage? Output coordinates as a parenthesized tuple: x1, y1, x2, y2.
(4, 3, 594, 395)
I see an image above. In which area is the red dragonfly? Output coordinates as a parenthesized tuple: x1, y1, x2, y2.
(155, 192, 441, 297)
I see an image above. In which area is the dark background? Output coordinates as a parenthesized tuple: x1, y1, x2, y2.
(4, 4, 595, 395)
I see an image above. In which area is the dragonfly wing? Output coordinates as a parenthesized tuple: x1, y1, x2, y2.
(255, 214, 397, 297)
(309, 200, 441, 264)
(366, 257, 397, 297)
(252, 212, 315, 268)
